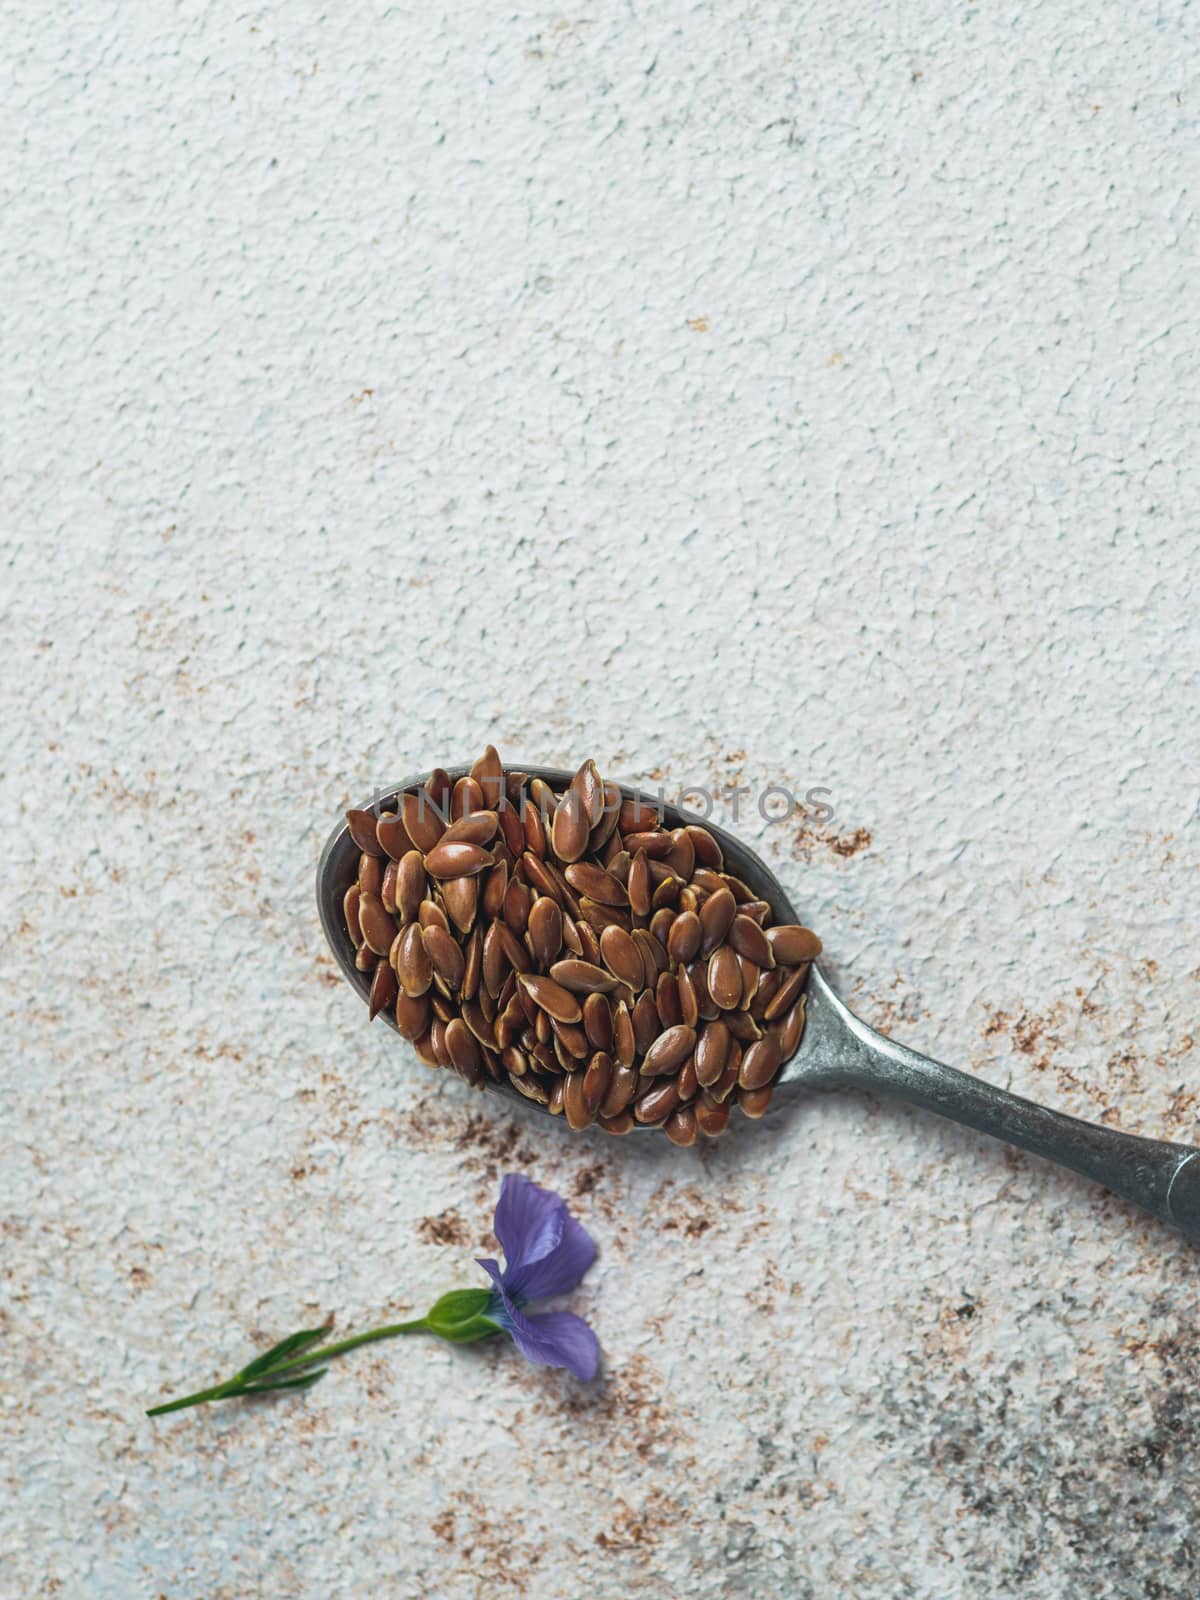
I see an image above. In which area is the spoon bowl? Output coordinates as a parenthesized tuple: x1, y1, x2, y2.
(318, 766, 1200, 1244)
(318, 767, 798, 1122)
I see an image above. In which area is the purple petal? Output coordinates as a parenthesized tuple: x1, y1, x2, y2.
(492, 1174, 565, 1279)
(508, 1309, 599, 1380)
(505, 1211, 596, 1303)
(483, 1272, 599, 1379)
(476, 1257, 504, 1290)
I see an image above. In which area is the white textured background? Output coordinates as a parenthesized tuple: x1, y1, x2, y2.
(3, 3, 1199, 1596)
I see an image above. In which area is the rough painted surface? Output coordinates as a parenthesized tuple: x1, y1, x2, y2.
(2, 3, 1198, 1595)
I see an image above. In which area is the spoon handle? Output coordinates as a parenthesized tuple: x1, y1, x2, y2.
(815, 976, 1200, 1242)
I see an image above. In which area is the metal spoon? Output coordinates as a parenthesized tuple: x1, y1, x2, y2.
(318, 768, 1200, 1243)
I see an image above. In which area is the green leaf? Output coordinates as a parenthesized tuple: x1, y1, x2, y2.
(239, 1325, 331, 1381)
(242, 1368, 329, 1396)
(423, 1288, 501, 1345)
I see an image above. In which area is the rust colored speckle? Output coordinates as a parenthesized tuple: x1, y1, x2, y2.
(568, 1156, 623, 1222)
(418, 1489, 543, 1589)
(655, 1182, 722, 1239)
(1012, 1013, 1050, 1055)
(394, 1102, 541, 1199)
(793, 821, 873, 861)
(417, 1208, 471, 1247)
(829, 826, 871, 857)
(431, 1508, 456, 1544)
(593, 1487, 683, 1551)
(863, 977, 927, 1037)
(571, 1159, 606, 1198)
(313, 951, 342, 987)
(666, 1211, 711, 1238)
(563, 1352, 687, 1464)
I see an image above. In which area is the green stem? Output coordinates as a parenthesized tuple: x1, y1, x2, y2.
(268, 1319, 429, 1376)
(145, 1319, 430, 1417)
